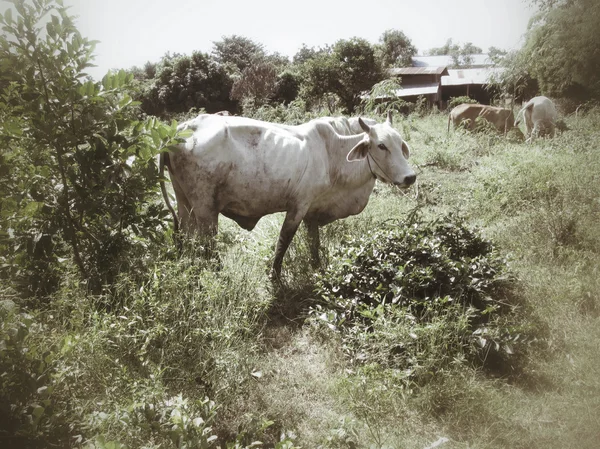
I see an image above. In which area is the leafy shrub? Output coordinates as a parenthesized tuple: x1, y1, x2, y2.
(0, 0, 184, 295)
(243, 99, 318, 125)
(311, 214, 533, 383)
(447, 96, 478, 110)
(0, 294, 67, 445)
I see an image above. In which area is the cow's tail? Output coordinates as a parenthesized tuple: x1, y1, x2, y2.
(159, 152, 179, 235)
(447, 113, 452, 133)
(514, 99, 534, 127)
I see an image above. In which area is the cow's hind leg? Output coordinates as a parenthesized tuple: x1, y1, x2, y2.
(271, 209, 306, 279)
(189, 206, 219, 258)
(304, 219, 321, 269)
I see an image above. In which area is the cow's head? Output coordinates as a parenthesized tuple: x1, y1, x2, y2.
(347, 113, 416, 187)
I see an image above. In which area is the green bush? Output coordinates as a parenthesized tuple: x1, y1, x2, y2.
(0, 0, 184, 295)
(311, 214, 533, 383)
(447, 96, 478, 110)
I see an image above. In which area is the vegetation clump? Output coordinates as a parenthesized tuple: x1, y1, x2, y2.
(313, 214, 534, 382)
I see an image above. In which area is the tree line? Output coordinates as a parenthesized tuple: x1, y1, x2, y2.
(127, 31, 417, 118)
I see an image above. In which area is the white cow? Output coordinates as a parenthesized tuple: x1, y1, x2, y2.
(161, 113, 416, 277)
(514, 96, 558, 141)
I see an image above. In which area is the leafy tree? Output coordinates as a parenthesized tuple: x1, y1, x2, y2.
(140, 51, 236, 117)
(333, 38, 384, 112)
(299, 38, 383, 113)
(488, 46, 508, 64)
(297, 50, 339, 111)
(230, 58, 278, 106)
(212, 35, 265, 75)
(376, 29, 417, 68)
(293, 44, 325, 64)
(519, 0, 600, 100)
(272, 69, 301, 105)
(428, 38, 457, 56)
(427, 39, 483, 67)
(0, 0, 181, 295)
(488, 50, 539, 103)
(230, 51, 293, 107)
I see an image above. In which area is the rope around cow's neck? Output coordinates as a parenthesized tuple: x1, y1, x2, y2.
(367, 151, 419, 200)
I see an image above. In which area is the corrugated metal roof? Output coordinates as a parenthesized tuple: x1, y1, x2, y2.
(388, 66, 449, 76)
(413, 54, 494, 68)
(394, 83, 440, 97)
(368, 83, 439, 100)
(441, 67, 505, 86)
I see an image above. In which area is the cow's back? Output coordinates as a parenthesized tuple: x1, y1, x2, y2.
(531, 96, 557, 123)
(450, 104, 485, 128)
(172, 115, 330, 217)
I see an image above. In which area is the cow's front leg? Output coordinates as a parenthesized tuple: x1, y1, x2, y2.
(304, 219, 321, 269)
(271, 209, 306, 279)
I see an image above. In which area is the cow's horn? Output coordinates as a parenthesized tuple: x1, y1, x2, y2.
(386, 110, 393, 126)
(358, 117, 371, 133)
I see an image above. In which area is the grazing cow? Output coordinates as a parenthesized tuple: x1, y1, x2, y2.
(160, 113, 416, 277)
(448, 104, 517, 134)
(514, 96, 558, 141)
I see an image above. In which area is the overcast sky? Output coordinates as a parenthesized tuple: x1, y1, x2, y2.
(19, 0, 536, 79)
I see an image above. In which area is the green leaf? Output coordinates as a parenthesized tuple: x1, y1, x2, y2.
(23, 201, 43, 217)
(4, 8, 12, 24)
(32, 404, 44, 422)
(117, 69, 127, 86)
(118, 94, 132, 109)
(157, 125, 168, 140)
(150, 129, 161, 147)
(102, 73, 112, 90)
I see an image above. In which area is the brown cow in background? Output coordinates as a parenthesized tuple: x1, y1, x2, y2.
(448, 104, 519, 135)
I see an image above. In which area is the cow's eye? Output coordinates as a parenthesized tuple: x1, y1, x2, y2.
(377, 143, 388, 151)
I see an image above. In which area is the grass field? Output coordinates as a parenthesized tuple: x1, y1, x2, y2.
(2, 109, 599, 449)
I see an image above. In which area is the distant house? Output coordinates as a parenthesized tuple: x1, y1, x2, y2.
(385, 54, 504, 109)
(386, 66, 449, 108)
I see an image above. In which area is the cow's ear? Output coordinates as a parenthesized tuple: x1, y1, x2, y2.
(402, 141, 410, 159)
(347, 140, 370, 161)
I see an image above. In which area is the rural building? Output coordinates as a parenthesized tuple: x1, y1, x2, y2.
(386, 66, 449, 108)
(385, 54, 504, 109)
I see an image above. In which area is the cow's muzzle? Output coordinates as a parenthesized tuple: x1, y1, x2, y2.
(395, 174, 416, 187)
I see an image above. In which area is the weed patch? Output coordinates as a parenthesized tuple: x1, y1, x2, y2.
(311, 214, 537, 384)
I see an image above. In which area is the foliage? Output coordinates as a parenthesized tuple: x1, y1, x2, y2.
(447, 96, 478, 110)
(270, 69, 301, 105)
(375, 29, 417, 68)
(211, 35, 266, 75)
(360, 78, 406, 115)
(293, 44, 324, 65)
(526, 0, 600, 100)
(0, 0, 185, 294)
(493, 0, 600, 102)
(487, 49, 539, 103)
(487, 46, 508, 64)
(138, 51, 236, 118)
(0, 296, 63, 443)
(298, 38, 384, 113)
(312, 214, 532, 383)
(0, 237, 273, 446)
(332, 38, 384, 113)
(427, 39, 483, 67)
(231, 58, 279, 106)
(242, 99, 318, 125)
